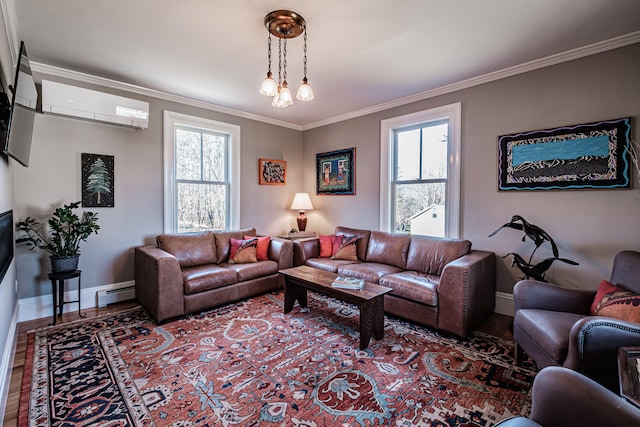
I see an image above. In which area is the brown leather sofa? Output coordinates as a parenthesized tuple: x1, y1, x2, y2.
(513, 250, 640, 392)
(135, 228, 293, 322)
(293, 226, 496, 338)
(495, 366, 640, 427)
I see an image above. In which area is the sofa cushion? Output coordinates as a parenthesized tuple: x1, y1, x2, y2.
(337, 262, 403, 284)
(379, 271, 440, 306)
(182, 264, 238, 295)
(405, 235, 471, 275)
(157, 231, 217, 268)
(229, 238, 258, 264)
(222, 260, 279, 281)
(305, 258, 358, 273)
(215, 228, 256, 263)
(365, 231, 411, 269)
(335, 226, 371, 261)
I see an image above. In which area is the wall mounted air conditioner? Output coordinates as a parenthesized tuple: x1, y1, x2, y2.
(41, 80, 149, 129)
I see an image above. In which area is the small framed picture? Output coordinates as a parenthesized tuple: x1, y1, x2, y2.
(82, 153, 114, 207)
(259, 158, 287, 185)
(316, 148, 355, 195)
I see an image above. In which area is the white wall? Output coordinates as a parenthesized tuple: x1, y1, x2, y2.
(302, 43, 640, 295)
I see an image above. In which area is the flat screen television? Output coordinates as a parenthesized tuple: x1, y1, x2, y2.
(0, 210, 13, 284)
(3, 41, 38, 167)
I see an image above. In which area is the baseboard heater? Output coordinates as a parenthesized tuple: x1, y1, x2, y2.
(97, 285, 136, 307)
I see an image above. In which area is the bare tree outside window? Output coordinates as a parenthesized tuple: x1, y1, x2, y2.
(175, 127, 228, 232)
(393, 122, 448, 236)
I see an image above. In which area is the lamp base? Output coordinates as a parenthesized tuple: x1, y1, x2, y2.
(297, 211, 308, 231)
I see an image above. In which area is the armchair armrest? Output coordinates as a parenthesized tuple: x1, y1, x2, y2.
(530, 366, 640, 427)
(135, 245, 185, 323)
(564, 316, 640, 391)
(293, 238, 320, 266)
(268, 238, 293, 270)
(437, 250, 496, 337)
(514, 280, 595, 314)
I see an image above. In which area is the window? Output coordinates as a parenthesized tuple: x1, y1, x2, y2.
(380, 103, 461, 238)
(163, 111, 240, 233)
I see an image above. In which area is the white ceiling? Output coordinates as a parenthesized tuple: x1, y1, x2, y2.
(10, 0, 640, 129)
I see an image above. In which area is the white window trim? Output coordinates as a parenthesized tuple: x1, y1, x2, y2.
(163, 110, 241, 233)
(379, 102, 461, 238)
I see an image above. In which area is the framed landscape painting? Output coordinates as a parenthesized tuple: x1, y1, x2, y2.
(316, 148, 355, 195)
(498, 117, 632, 191)
(259, 158, 287, 185)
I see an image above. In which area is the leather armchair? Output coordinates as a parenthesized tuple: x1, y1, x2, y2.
(496, 366, 640, 427)
(513, 250, 640, 391)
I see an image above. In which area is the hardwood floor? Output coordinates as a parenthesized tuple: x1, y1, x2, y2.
(1, 301, 513, 426)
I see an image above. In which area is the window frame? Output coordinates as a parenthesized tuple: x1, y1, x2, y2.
(163, 110, 240, 233)
(380, 102, 461, 238)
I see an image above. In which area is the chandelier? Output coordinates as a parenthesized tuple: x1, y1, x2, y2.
(260, 10, 314, 108)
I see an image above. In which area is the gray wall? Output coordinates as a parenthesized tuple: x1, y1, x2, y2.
(302, 43, 640, 294)
(13, 77, 302, 299)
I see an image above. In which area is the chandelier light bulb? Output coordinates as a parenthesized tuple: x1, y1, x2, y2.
(296, 78, 314, 101)
(279, 81, 293, 106)
(260, 72, 278, 97)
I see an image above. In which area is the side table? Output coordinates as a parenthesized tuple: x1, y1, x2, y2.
(48, 269, 85, 325)
(618, 347, 640, 408)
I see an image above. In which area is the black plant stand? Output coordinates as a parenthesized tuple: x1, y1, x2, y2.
(48, 270, 84, 325)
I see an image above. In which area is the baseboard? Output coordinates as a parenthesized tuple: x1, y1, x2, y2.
(0, 303, 19, 422)
(18, 280, 136, 323)
(495, 291, 514, 317)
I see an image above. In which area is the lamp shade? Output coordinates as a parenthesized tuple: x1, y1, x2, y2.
(290, 193, 313, 211)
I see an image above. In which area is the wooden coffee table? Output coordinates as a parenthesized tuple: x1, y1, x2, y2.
(279, 265, 392, 349)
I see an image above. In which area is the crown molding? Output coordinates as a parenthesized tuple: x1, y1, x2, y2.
(18, 28, 640, 133)
(30, 62, 303, 131)
(0, 0, 19, 64)
(301, 31, 640, 130)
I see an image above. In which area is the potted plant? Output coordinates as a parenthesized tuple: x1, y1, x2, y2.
(16, 201, 100, 273)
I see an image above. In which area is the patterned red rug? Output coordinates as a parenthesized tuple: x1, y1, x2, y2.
(19, 291, 536, 426)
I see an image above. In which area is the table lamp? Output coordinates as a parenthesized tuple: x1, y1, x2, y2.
(290, 193, 313, 231)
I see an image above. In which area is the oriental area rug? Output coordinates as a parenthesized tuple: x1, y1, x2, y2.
(19, 291, 537, 427)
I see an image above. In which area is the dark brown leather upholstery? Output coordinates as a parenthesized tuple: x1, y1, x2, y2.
(513, 250, 640, 391)
(293, 226, 496, 337)
(496, 367, 640, 427)
(135, 230, 293, 323)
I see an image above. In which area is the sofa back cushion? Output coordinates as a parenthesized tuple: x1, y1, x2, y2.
(157, 231, 217, 268)
(215, 228, 256, 263)
(366, 231, 411, 269)
(406, 235, 471, 275)
(335, 226, 371, 261)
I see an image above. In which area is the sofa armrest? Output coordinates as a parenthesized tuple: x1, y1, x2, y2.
(135, 245, 185, 323)
(268, 237, 294, 269)
(437, 250, 496, 337)
(293, 238, 320, 266)
(564, 316, 640, 391)
(514, 280, 595, 314)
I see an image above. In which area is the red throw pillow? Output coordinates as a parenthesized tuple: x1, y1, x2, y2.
(245, 235, 270, 261)
(591, 279, 640, 323)
(331, 234, 343, 257)
(229, 238, 258, 264)
(319, 235, 334, 258)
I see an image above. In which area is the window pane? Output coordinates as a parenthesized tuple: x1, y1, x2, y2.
(421, 123, 448, 179)
(202, 133, 226, 182)
(176, 129, 201, 180)
(396, 128, 420, 180)
(394, 182, 446, 237)
(177, 183, 226, 232)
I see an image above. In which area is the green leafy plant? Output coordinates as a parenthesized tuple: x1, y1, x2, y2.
(16, 201, 100, 257)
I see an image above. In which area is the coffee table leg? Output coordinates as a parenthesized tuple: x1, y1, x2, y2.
(373, 295, 385, 340)
(284, 281, 308, 313)
(359, 300, 374, 349)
